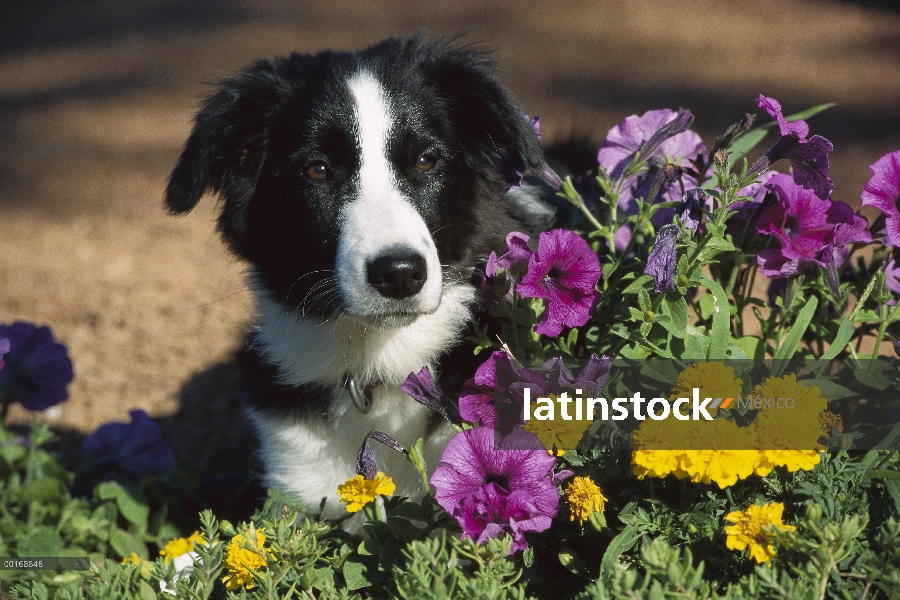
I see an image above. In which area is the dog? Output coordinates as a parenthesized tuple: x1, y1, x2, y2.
(165, 35, 562, 524)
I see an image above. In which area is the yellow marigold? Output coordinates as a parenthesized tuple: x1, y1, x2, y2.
(523, 394, 592, 455)
(724, 502, 796, 565)
(121, 552, 141, 565)
(337, 472, 395, 512)
(819, 410, 843, 433)
(565, 476, 607, 524)
(221, 529, 271, 591)
(670, 362, 743, 416)
(159, 530, 206, 563)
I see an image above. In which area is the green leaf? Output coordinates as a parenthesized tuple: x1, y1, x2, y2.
(698, 294, 715, 321)
(852, 309, 881, 323)
(683, 332, 708, 360)
(853, 368, 892, 391)
(623, 275, 654, 294)
(659, 295, 688, 338)
(733, 336, 763, 360)
(20, 478, 67, 504)
(599, 525, 641, 585)
(700, 276, 730, 360)
(343, 556, 385, 591)
(727, 127, 769, 165)
(885, 480, 900, 515)
(17, 527, 64, 557)
(386, 517, 421, 543)
(109, 528, 148, 560)
(821, 317, 855, 360)
(115, 485, 150, 530)
(867, 470, 900, 480)
(558, 548, 590, 578)
(773, 295, 818, 364)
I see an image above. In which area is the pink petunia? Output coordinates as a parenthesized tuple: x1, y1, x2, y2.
(860, 150, 900, 247)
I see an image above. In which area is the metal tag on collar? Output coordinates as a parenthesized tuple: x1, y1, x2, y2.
(347, 374, 373, 414)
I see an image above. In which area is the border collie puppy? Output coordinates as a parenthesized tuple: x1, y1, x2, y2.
(165, 35, 559, 524)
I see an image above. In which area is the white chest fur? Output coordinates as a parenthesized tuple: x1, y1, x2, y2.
(247, 280, 474, 522)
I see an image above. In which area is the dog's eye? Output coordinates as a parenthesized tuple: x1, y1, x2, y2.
(416, 154, 437, 173)
(304, 161, 330, 182)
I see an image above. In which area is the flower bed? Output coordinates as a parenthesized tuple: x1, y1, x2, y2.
(2, 94, 900, 599)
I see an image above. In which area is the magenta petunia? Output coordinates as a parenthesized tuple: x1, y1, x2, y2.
(885, 257, 900, 296)
(860, 150, 900, 247)
(430, 426, 558, 553)
(597, 109, 705, 215)
(755, 174, 871, 278)
(749, 95, 834, 200)
(399, 366, 462, 427)
(517, 229, 603, 337)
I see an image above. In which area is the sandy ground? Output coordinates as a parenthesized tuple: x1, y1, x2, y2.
(2, 0, 899, 476)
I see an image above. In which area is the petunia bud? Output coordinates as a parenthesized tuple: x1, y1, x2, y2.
(714, 148, 729, 172)
(678, 188, 706, 235)
(644, 224, 679, 294)
(719, 113, 756, 150)
(356, 430, 408, 479)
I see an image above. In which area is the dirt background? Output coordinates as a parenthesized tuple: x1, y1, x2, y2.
(2, 0, 899, 477)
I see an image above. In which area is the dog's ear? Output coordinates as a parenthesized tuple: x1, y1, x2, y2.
(415, 39, 544, 178)
(165, 59, 290, 216)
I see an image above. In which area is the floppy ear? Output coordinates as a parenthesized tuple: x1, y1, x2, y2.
(415, 39, 544, 178)
(165, 59, 291, 220)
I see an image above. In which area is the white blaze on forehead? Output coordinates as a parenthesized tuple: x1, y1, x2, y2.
(348, 72, 395, 199)
(337, 70, 442, 316)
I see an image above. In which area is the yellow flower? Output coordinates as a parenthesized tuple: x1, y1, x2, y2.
(121, 552, 141, 566)
(670, 362, 743, 416)
(724, 502, 796, 565)
(523, 394, 593, 455)
(159, 530, 206, 563)
(337, 472, 395, 512)
(221, 529, 271, 591)
(565, 476, 607, 525)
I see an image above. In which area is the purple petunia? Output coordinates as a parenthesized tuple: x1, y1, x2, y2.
(748, 95, 834, 200)
(0, 337, 9, 372)
(755, 174, 871, 278)
(597, 109, 705, 218)
(459, 351, 545, 427)
(517, 229, 603, 337)
(399, 366, 463, 427)
(644, 224, 679, 293)
(486, 232, 533, 279)
(80, 409, 176, 483)
(430, 426, 558, 553)
(0, 322, 74, 411)
(860, 150, 900, 247)
(886, 257, 900, 296)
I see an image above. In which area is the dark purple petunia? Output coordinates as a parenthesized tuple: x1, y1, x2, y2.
(597, 109, 705, 218)
(678, 188, 706, 234)
(0, 337, 9, 372)
(0, 322, 74, 411)
(430, 426, 558, 553)
(860, 150, 900, 247)
(459, 351, 545, 427)
(755, 174, 871, 278)
(748, 95, 834, 200)
(517, 229, 603, 337)
(644, 224, 679, 293)
(539, 354, 612, 398)
(399, 366, 463, 427)
(80, 409, 175, 483)
(355, 430, 407, 479)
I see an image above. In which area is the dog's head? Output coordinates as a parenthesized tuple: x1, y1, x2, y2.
(166, 36, 546, 327)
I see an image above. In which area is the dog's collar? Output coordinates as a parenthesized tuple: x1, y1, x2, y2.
(346, 374, 382, 414)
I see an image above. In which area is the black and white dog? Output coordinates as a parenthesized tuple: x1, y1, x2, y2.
(165, 35, 561, 522)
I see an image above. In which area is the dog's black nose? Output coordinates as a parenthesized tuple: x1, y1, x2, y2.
(367, 252, 427, 299)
